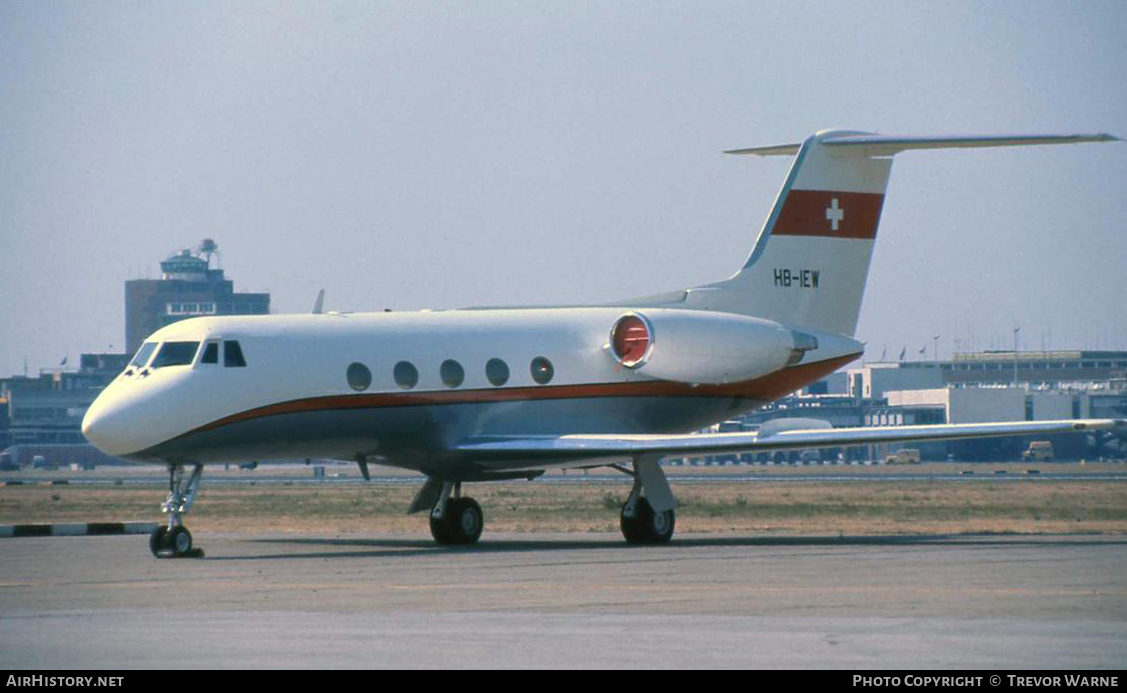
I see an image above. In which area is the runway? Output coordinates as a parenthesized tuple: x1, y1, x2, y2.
(2, 532, 1125, 669)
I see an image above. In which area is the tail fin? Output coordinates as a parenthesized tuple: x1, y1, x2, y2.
(635, 130, 1117, 337)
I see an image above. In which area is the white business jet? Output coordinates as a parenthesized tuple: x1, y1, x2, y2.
(83, 130, 1123, 557)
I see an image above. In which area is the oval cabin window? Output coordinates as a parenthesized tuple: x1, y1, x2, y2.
(440, 360, 465, 388)
(394, 361, 419, 390)
(530, 356, 554, 385)
(486, 358, 510, 387)
(346, 362, 372, 391)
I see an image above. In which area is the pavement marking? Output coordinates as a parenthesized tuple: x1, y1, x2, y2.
(0, 522, 158, 538)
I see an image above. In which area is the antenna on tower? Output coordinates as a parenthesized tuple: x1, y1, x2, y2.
(198, 238, 221, 269)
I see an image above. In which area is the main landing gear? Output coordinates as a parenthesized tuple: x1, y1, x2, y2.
(620, 496, 676, 544)
(406, 458, 676, 547)
(429, 482, 484, 545)
(150, 464, 204, 558)
(408, 478, 485, 545)
(618, 455, 676, 545)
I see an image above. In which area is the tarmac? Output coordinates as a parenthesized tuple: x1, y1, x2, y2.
(1, 531, 1125, 669)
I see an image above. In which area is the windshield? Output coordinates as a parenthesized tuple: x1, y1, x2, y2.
(128, 342, 158, 369)
(151, 341, 201, 369)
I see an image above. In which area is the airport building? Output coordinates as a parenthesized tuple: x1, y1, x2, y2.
(125, 240, 270, 355)
(842, 351, 1127, 399)
(0, 355, 125, 451)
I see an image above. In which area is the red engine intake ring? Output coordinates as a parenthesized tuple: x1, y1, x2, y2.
(610, 313, 652, 367)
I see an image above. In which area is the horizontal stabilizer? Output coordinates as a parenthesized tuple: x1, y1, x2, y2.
(727, 132, 1119, 157)
(724, 142, 801, 157)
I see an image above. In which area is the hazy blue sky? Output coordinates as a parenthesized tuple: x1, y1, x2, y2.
(2, 1, 1125, 376)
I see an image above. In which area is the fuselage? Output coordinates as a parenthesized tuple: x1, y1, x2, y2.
(82, 306, 861, 477)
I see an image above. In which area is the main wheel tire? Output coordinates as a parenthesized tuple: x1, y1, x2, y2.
(449, 497, 484, 545)
(149, 526, 168, 557)
(429, 509, 454, 544)
(430, 497, 484, 545)
(620, 497, 675, 545)
(167, 526, 193, 557)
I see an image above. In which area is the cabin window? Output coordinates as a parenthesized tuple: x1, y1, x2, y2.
(129, 342, 158, 370)
(394, 361, 419, 390)
(440, 360, 465, 388)
(224, 341, 247, 368)
(530, 356, 554, 384)
(200, 342, 219, 365)
(346, 362, 372, 391)
(152, 342, 200, 369)
(486, 358, 510, 387)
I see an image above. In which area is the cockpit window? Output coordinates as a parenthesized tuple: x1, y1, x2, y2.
(128, 342, 158, 369)
(224, 340, 247, 368)
(200, 342, 219, 365)
(151, 341, 201, 369)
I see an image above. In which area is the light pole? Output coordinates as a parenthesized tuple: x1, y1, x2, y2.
(1013, 326, 1021, 387)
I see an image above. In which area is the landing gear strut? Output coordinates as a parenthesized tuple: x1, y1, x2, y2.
(428, 482, 484, 545)
(618, 455, 676, 545)
(150, 464, 204, 558)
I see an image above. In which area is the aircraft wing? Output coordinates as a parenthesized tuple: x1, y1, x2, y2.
(453, 419, 1125, 467)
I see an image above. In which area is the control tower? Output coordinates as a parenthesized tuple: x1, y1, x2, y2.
(124, 239, 270, 354)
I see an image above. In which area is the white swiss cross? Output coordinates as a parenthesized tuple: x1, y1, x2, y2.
(825, 197, 844, 231)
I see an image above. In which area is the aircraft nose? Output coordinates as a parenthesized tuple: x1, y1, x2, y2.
(82, 393, 137, 457)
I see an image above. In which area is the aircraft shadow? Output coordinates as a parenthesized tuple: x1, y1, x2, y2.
(204, 533, 1127, 562)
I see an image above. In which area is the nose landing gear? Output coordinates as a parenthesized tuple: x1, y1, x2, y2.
(150, 464, 204, 558)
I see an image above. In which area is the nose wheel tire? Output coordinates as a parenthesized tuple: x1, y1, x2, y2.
(620, 497, 675, 545)
(168, 526, 193, 556)
(149, 527, 167, 557)
(430, 497, 484, 545)
(149, 525, 198, 558)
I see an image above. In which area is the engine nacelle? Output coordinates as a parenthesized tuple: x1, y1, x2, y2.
(607, 310, 807, 385)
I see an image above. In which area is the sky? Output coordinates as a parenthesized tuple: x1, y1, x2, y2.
(1, 0, 1125, 376)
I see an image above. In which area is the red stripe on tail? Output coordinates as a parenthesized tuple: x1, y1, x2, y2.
(773, 190, 884, 239)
